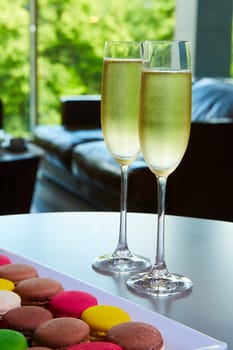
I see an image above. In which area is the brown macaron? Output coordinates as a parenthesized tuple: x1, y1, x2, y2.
(0, 263, 38, 285)
(27, 348, 52, 350)
(14, 277, 64, 307)
(106, 321, 164, 350)
(32, 317, 90, 349)
(3, 305, 53, 344)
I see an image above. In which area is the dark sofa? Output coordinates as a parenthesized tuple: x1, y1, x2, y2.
(33, 78, 233, 222)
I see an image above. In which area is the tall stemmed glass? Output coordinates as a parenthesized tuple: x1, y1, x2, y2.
(92, 41, 151, 274)
(127, 40, 193, 295)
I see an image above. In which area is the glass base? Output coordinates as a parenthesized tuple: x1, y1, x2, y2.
(92, 253, 151, 275)
(127, 270, 193, 296)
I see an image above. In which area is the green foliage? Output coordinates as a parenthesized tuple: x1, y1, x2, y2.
(0, 0, 175, 134)
(0, 0, 29, 135)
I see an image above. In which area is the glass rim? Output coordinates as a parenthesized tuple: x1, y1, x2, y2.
(144, 40, 190, 44)
(105, 40, 190, 43)
(105, 40, 142, 44)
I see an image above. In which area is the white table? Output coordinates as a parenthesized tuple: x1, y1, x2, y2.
(0, 212, 232, 348)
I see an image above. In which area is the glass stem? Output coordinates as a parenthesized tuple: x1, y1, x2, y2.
(113, 164, 131, 257)
(154, 175, 168, 273)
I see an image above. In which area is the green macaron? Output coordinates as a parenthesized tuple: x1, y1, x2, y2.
(0, 329, 28, 350)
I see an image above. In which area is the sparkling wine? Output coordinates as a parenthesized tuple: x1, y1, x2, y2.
(101, 58, 142, 165)
(139, 69, 192, 177)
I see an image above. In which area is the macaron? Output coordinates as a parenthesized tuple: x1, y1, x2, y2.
(27, 348, 52, 350)
(0, 263, 38, 284)
(0, 290, 21, 319)
(48, 290, 98, 318)
(106, 321, 164, 350)
(67, 342, 123, 350)
(0, 255, 12, 266)
(0, 329, 28, 350)
(0, 278, 15, 291)
(14, 277, 64, 307)
(3, 306, 53, 344)
(32, 317, 90, 349)
(81, 305, 130, 341)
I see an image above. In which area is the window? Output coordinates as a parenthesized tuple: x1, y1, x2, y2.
(0, 0, 175, 135)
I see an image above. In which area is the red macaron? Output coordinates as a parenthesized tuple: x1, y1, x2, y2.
(48, 290, 98, 318)
(0, 255, 12, 266)
(67, 342, 123, 350)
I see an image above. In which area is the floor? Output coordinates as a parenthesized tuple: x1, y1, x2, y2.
(31, 173, 95, 213)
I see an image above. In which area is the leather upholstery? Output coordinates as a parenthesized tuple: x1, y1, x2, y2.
(72, 141, 155, 211)
(61, 95, 101, 128)
(192, 78, 233, 122)
(34, 125, 103, 169)
(33, 78, 233, 221)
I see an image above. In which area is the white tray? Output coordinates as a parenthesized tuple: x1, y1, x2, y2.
(1, 248, 227, 350)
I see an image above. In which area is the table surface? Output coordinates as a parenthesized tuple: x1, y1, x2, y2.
(0, 211, 232, 348)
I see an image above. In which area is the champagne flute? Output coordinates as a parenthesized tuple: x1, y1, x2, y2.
(92, 41, 151, 274)
(127, 40, 193, 295)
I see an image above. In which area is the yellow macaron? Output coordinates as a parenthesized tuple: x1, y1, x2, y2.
(0, 278, 15, 291)
(81, 304, 130, 341)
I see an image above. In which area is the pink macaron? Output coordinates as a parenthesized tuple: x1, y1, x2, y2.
(48, 290, 98, 318)
(0, 255, 12, 266)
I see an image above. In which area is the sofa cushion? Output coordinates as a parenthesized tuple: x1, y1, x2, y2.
(192, 78, 233, 122)
(33, 125, 103, 169)
(167, 121, 233, 221)
(71, 140, 156, 211)
(61, 95, 101, 128)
